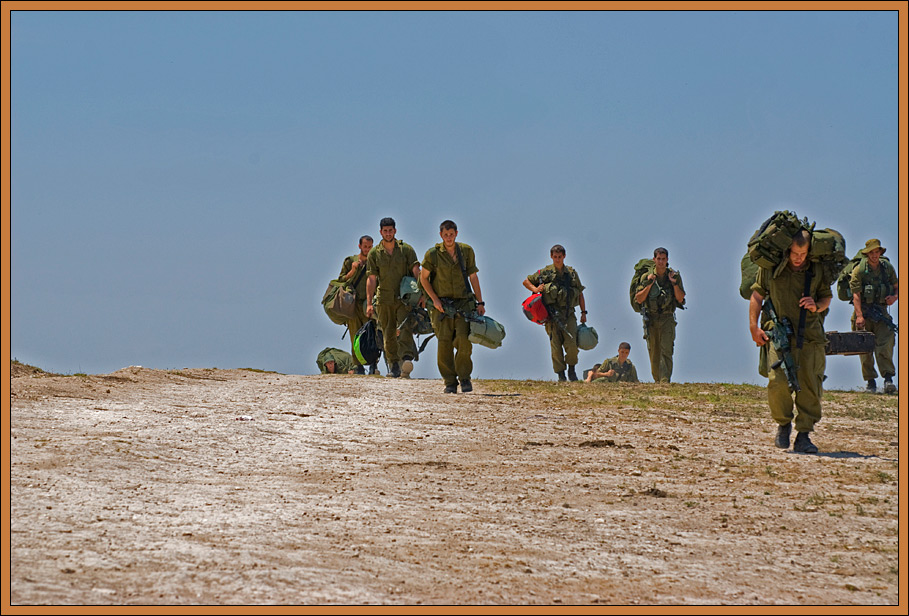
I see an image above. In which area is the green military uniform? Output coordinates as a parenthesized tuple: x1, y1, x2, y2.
(422, 242, 478, 388)
(339, 254, 371, 365)
(753, 262, 832, 433)
(636, 269, 685, 382)
(850, 257, 898, 382)
(367, 239, 420, 365)
(592, 356, 639, 383)
(527, 264, 585, 374)
(316, 347, 355, 374)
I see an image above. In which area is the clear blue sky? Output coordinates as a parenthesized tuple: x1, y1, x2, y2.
(9, 9, 901, 390)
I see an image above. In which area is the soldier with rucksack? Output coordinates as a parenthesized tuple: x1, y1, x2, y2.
(632, 247, 686, 383)
(848, 239, 899, 393)
(338, 235, 379, 375)
(522, 244, 587, 382)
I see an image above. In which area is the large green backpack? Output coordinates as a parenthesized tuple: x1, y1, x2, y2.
(739, 253, 760, 300)
(747, 210, 813, 270)
(322, 280, 356, 326)
(629, 258, 654, 311)
(809, 228, 847, 282)
(836, 251, 893, 302)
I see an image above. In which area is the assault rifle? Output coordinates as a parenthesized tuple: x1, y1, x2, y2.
(761, 298, 800, 393)
(863, 303, 898, 333)
(439, 298, 483, 324)
(545, 304, 575, 340)
(640, 309, 650, 340)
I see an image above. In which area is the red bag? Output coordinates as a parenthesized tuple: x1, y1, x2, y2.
(522, 293, 549, 325)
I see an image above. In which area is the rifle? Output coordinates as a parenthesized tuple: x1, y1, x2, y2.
(761, 298, 800, 393)
(545, 304, 574, 340)
(639, 309, 650, 340)
(439, 298, 484, 324)
(863, 303, 898, 333)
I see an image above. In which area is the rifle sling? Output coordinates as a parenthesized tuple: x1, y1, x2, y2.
(350, 260, 368, 291)
(454, 244, 474, 296)
(795, 266, 813, 349)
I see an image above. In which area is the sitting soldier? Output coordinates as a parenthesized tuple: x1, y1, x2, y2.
(585, 342, 639, 383)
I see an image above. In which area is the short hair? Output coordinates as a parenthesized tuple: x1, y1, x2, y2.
(618, 341, 631, 351)
(359, 235, 373, 245)
(550, 244, 566, 256)
(653, 247, 668, 258)
(791, 230, 811, 247)
(379, 217, 396, 229)
(440, 220, 457, 232)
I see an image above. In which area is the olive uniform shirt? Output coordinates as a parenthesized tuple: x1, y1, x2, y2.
(366, 240, 419, 305)
(594, 356, 639, 383)
(422, 243, 478, 300)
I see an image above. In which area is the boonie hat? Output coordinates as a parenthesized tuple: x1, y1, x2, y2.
(861, 238, 886, 255)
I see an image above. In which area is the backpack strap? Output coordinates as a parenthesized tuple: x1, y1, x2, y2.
(795, 264, 814, 349)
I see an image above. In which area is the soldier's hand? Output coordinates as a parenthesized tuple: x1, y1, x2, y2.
(798, 296, 818, 312)
(668, 270, 677, 283)
(366, 305, 374, 318)
(855, 316, 865, 330)
(432, 299, 444, 313)
(751, 326, 768, 346)
(647, 273, 656, 282)
(886, 295, 898, 306)
(477, 304, 486, 316)
(580, 312, 587, 324)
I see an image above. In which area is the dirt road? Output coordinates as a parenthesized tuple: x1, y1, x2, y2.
(8, 364, 901, 606)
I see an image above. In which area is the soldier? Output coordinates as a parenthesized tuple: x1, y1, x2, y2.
(523, 244, 587, 381)
(420, 220, 486, 394)
(365, 217, 421, 378)
(317, 347, 355, 375)
(850, 239, 899, 394)
(749, 230, 832, 454)
(633, 247, 686, 382)
(339, 235, 379, 375)
(585, 342, 639, 383)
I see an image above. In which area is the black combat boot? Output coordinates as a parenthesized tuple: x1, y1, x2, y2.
(866, 379, 877, 393)
(368, 363, 379, 375)
(883, 377, 897, 394)
(390, 362, 401, 378)
(793, 431, 818, 454)
(774, 422, 791, 449)
(459, 379, 472, 393)
(567, 366, 578, 382)
(557, 371, 567, 382)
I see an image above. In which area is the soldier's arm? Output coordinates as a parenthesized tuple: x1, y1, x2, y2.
(633, 280, 653, 305)
(671, 271, 686, 304)
(578, 292, 587, 323)
(420, 267, 444, 313)
(366, 274, 377, 318)
(523, 276, 542, 295)
(469, 272, 485, 316)
(749, 291, 768, 346)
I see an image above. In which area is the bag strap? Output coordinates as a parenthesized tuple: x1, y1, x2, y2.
(454, 243, 474, 295)
(350, 259, 368, 290)
(796, 264, 814, 349)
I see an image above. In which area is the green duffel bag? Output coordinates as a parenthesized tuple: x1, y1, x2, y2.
(468, 315, 506, 349)
(576, 323, 598, 351)
(400, 276, 422, 307)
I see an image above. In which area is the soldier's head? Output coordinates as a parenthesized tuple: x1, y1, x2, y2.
(324, 360, 337, 374)
(379, 218, 396, 243)
(862, 238, 885, 266)
(618, 342, 631, 361)
(359, 235, 374, 256)
(439, 220, 458, 246)
(788, 230, 811, 270)
(653, 247, 669, 271)
(550, 244, 566, 268)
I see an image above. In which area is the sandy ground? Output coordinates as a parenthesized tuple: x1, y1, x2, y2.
(7, 364, 903, 606)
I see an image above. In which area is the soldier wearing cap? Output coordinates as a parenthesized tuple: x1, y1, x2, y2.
(850, 239, 899, 393)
